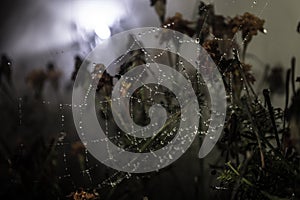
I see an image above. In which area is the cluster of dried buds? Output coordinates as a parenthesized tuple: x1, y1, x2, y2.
(68, 188, 99, 200)
(229, 12, 266, 44)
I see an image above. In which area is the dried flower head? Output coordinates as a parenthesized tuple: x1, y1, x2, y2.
(202, 39, 222, 62)
(229, 12, 265, 43)
(68, 188, 99, 200)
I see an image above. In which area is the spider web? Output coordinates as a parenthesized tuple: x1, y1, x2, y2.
(10, 0, 271, 198)
(63, 0, 268, 195)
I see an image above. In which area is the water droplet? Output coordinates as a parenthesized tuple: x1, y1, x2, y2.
(195, 38, 200, 44)
(263, 29, 267, 34)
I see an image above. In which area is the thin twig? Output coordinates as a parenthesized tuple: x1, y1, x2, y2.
(291, 57, 296, 95)
(263, 89, 280, 148)
(242, 98, 265, 168)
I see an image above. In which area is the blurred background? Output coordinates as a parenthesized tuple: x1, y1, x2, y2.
(0, 0, 300, 199)
(0, 0, 300, 103)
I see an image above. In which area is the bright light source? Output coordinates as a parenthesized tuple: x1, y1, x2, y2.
(95, 24, 111, 40)
(72, 1, 125, 38)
